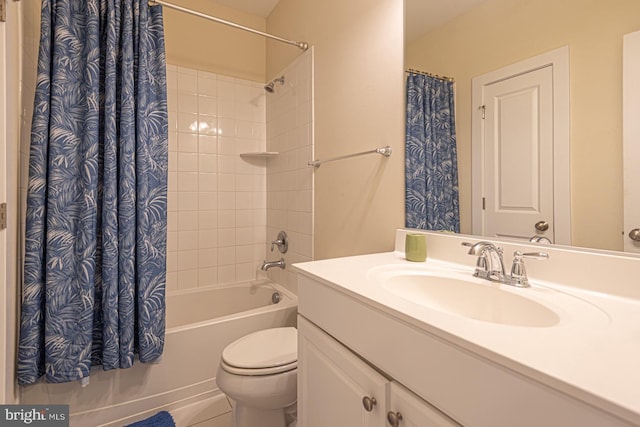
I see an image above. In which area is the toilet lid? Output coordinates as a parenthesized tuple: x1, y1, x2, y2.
(222, 327, 297, 370)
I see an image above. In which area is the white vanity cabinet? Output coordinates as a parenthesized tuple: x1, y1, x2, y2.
(294, 264, 638, 427)
(298, 315, 459, 427)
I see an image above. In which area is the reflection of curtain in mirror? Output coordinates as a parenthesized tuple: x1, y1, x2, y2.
(405, 73, 460, 232)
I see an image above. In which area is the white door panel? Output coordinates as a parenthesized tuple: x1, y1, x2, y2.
(472, 47, 570, 246)
(484, 66, 554, 241)
(623, 31, 640, 254)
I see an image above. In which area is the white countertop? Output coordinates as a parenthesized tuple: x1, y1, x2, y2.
(293, 248, 640, 425)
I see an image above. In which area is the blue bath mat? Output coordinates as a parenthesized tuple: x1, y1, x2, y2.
(125, 411, 175, 427)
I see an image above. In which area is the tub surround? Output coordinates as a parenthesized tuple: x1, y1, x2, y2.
(166, 64, 269, 291)
(293, 230, 640, 426)
(265, 49, 314, 295)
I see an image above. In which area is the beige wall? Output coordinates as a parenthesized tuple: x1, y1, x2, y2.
(163, 0, 267, 82)
(406, 0, 640, 251)
(267, 0, 405, 259)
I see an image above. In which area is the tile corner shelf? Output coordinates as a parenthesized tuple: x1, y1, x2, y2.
(239, 152, 279, 158)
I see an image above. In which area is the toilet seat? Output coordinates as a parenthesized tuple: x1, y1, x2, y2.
(222, 327, 297, 376)
(221, 359, 297, 376)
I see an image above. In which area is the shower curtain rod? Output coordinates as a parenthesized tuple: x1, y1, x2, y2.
(149, 0, 309, 51)
(406, 68, 455, 82)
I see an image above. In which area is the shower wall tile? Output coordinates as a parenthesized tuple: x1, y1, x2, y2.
(178, 270, 198, 290)
(167, 232, 177, 252)
(266, 49, 314, 294)
(167, 64, 267, 291)
(236, 264, 254, 282)
(218, 266, 236, 285)
(177, 113, 198, 133)
(167, 251, 178, 273)
(198, 77, 217, 97)
(199, 230, 218, 249)
(177, 172, 198, 192)
(178, 211, 198, 231)
(178, 133, 197, 152)
(217, 80, 236, 101)
(199, 96, 217, 116)
(177, 70, 197, 94)
(178, 93, 198, 114)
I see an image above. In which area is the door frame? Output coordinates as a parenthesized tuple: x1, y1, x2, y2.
(623, 31, 640, 253)
(0, 0, 9, 403)
(471, 46, 571, 245)
(1, 0, 21, 404)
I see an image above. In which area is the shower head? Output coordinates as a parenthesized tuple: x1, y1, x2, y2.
(264, 76, 285, 93)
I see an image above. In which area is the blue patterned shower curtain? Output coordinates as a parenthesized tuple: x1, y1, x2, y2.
(18, 0, 168, 385)
(405, 73, 460, 232)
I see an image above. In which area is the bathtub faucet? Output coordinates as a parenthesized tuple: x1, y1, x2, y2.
(261, 258, 286, 271)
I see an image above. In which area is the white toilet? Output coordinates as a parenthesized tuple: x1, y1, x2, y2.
(216, 327, 298, 427)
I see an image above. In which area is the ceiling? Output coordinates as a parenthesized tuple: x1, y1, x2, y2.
(206, 0, 486, 42)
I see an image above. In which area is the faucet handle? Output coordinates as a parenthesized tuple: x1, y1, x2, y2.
(519, 251, 549, 260)
(509, 251, 549, 287)
(270, 239, 283, 251)
(270, 231, 288, 253)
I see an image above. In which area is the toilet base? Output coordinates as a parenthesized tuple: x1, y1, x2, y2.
(234, 403, 286, 427)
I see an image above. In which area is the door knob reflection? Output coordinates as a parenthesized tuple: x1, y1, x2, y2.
(535, 221, 549, 232)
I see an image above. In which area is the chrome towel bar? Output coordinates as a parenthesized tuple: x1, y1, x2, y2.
(308, 146, 392, 168)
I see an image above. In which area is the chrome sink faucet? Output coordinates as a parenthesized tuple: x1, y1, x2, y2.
(462, 242, 549, 288)
(463, 241, 506, 282)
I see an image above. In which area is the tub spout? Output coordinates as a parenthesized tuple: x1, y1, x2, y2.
(261, 258, 285, 271)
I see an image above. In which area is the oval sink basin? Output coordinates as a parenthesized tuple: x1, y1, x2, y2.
(381, 273, 560, 327)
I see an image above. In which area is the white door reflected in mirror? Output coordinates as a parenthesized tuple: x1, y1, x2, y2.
(481, 66, 554, 242)
(471, 47, 570, 244)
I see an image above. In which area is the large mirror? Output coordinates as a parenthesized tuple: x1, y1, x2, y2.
(405, 0, 640, 253)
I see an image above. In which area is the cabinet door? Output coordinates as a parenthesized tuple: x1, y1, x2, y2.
(298, 316, 388, 427)
(387, 382, 460, 427)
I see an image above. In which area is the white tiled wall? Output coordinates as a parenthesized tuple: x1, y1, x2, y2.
(265, 49, 314, 293)
(166, 65, 268, 291)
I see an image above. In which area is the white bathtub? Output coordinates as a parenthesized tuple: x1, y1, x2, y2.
(20, 280, 298, 427)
